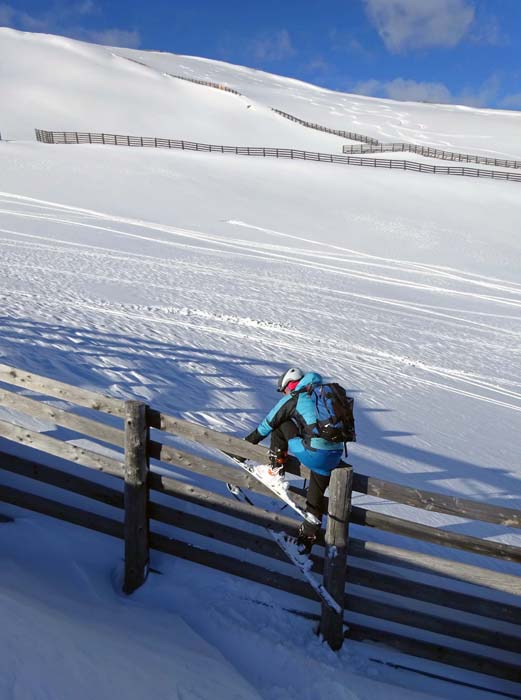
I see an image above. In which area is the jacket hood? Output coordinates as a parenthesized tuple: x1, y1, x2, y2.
(295, 371, 322, 391)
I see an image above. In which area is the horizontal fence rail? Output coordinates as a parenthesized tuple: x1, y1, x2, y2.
(115, 64, 521, 172)
(168, 73, 242, 95)
(271, 108, 379, 144)
(1, 461, 520, 683)
(34, 130, 521, 183)
(121, 56, 243, 96)
(1, 362, 520, 681)
(343, 142, 521, 169)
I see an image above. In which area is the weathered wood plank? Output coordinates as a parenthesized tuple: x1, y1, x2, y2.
(150, 441, 308, 510)
(0, 453, 124, 508)
(154, 414, 521, 532)
(123, 401, 150, 594)
(347, 564, 521, 625)
(2, 476, 520, 674)
(320, 465, 352, 650)
(351, 506, 521, 563)
(5, 361, 517, 532)
(0, 363, 125, 416)
(353, 472, 521, 529)
(346, 593, 521, 653)
(150, 535, 521, 680)
(0, 387, 125, 448)
(346, 625, 521, 683)
(148, 500, 294, 562)
(4, 452, 517, 625)
(150, 530, 316, 601)
(0, 419, 124, 478)
(348, 538, 521, 596)
(149, 409, 269, 464)
(149, 471, 302, 534)
(148, 441, 275, 498)
(0, 483, 123, 539)
(0, 482, 315, 606)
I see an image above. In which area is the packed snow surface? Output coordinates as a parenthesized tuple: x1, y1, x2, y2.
(0, 27, 520, 700)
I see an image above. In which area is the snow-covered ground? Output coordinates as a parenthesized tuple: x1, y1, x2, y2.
(0, 27, 520, 700)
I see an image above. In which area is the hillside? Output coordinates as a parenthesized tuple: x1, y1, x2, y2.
(0, 27, 520, 700)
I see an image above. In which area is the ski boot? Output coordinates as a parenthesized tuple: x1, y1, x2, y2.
(264, 449, 289, 487)
(296, 521, 318, 555)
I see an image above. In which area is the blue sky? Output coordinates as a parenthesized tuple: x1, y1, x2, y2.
(1, 0, 520, 109)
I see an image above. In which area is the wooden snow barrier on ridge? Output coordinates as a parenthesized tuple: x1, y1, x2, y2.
(34, 129, 521, 183)
(117, 66, 521, 168)
(0, 362, 520, 686)
(342, 142, 521, 169)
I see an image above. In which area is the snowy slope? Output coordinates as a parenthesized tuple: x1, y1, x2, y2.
(0, 28, 349, 150)
(0, 27, 520, 700)
(115, 46, 521, 159)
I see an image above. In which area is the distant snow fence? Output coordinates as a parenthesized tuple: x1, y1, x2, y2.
(34, 129, 521, 183)
(125, 68, 521, 166)
(1, 366, 521, 686)
(342, 142, 521, 169)
(117, 66, 521, 168)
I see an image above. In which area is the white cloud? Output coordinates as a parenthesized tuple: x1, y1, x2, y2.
(499, 93, 521, 110)
(363, 0, 475, 52)
(458, 75, 501, 107)
(248, 29, 296, 63)
(0, 3, 15, 25)
(75, 1, 97, 15)
(306, 56, 331, 74)
(0, 3, 140, 48)
(351, 79, 382, 96)
(354, 78, 451, 103)
(86, 28, 140, 48)
(469, 14, 507, 47)
(352, 75, 501, 108)
(329, 28, 373, 59)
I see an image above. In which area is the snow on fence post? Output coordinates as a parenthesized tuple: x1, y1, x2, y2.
(123, 400, 150, 594)
(320, 463, 353, 650)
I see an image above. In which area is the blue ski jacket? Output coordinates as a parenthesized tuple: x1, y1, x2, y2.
(254, 371, 343, 475)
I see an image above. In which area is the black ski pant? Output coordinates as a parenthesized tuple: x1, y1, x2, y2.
(302, 471, 331, 535)
(271, 421, 332, 533)
(269, 420, 299, 458)
(271, 423, 342, 534)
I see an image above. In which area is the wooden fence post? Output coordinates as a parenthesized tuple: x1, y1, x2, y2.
(123, 400, 150, 594)
(320, 463, 353, 651)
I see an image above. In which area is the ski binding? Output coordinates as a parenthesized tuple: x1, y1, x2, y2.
(230, 457, 320, 526)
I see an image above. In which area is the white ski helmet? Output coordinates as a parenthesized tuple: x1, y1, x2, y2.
(277, 367, 304, 393)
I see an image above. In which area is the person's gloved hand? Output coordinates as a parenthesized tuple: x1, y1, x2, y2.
(244, 429, 262, 444)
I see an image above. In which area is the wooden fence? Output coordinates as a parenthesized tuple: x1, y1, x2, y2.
(271, 108, 379, 144)
(142, 67, 521, 169)
(343, 143, 521, 169)
(170, 73, 242, 95)
(109, 61, 521, 173)
(120, 56, 243, 96)
(0, 363, 520, 686)
(34, 129, 521, 184)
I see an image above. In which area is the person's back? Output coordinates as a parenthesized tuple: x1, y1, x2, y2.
(244, 367, 348, 552)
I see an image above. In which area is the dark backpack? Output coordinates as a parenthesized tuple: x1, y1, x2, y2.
(309, 383, 356, 444)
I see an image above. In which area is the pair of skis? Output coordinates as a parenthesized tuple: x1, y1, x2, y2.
(226, 458, 341, 615)
(228, 456, 320, 526)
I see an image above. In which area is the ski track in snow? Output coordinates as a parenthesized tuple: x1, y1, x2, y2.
(0, 192, 520, 422)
